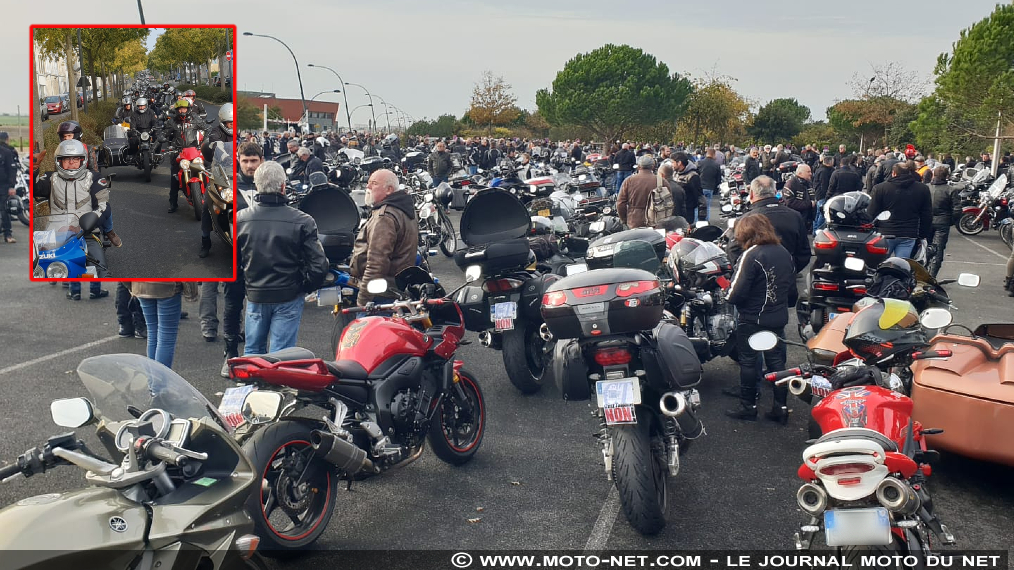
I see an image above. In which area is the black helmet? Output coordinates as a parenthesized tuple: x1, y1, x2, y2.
(57, 121, 84, 140)
(823, 191, 872, 227)
(865, 257, 916, 300)
(433, 183, 453, 206)
(876, 257, 912, 281)
(843, 298, 925, 364)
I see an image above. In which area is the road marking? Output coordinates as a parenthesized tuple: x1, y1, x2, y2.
(584, 486, 620, 551)
(957, 234, 1010, 261)
(944, 260, 1006, 266)
(0, 335, 120, 376)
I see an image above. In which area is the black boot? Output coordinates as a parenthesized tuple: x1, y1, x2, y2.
(765, 405, 790, 425)
(221, 338, 239, 378)
(199, 236, 212, 258)
(726, 403, 758, 421)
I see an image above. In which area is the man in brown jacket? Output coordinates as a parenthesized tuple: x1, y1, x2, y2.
(350, 169, 419, 305)
(617, 154, 679, 228)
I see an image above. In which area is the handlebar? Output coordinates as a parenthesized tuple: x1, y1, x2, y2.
(926, 289, 951, 305)
(139, 439, 188, 468)
(911, 349, 953, 360)
(0, 462, 20, 480)
(764, 367, 802, 382)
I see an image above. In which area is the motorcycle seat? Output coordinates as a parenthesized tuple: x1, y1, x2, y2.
(816, 427, 898, 453)
(250, 346, 317, 362)
(324, 359, 369, 380)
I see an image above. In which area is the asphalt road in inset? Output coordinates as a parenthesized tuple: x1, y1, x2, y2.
(92, 101, 231, 279)
(0, 204, 1011, 558)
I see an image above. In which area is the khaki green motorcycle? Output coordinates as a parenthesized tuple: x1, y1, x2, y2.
(0, 354, 271, 570)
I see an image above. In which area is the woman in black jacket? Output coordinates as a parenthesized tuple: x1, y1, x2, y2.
(725, 215, 796, 423)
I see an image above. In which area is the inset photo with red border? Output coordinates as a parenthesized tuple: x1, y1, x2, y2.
(30, 25, 237, 282)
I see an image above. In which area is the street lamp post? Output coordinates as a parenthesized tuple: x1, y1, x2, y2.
(349, 104, 374, 128)
(244, 32, 307, 129)
(344, 82, 377, 134)
(859, 76, 875, 153)
(375, 96, 393, 132)
(307, 64, 352, 132)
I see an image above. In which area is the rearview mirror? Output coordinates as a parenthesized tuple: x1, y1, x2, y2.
(465, 265, 482, 283)
(919, 308, 953, 329)
(876, 211, 891, 221)
(747, 331, 779, 351)
(957, 273, 980, 287)
(843, 257, 866, 272)
(366, 279, 388, 294)
(241, 391, 283, 425)
(50, 398, 95, 428)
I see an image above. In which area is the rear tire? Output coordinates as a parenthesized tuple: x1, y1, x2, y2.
(438, 209, 457, 257)
(242, 420, 338, 557)
(840, 540, 904, 569)
(17, 199, 29, 226)
(957, 213, 984, 236)
(501, 319, 546, 394)
(191, 181, 204, 221)
(329, 310, 355, 358)
(428, 368, 485, 465)
(612, 417, 667, 535)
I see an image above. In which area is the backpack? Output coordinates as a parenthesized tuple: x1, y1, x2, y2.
(645, 174, 675, 226)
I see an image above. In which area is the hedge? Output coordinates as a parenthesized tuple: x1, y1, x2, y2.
(40, 101, 118, 172)
(177, 84, 232, 105)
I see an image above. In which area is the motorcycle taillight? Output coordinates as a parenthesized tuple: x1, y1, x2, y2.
(483, 278, 523, 293)
(865, 235, 888, 255)
(814, 230, 838, 250)
(594, 347, 632, 366)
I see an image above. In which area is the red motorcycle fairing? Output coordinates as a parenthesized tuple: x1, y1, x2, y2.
(336, 317, 432, 373)
(812, 385, 914, 445)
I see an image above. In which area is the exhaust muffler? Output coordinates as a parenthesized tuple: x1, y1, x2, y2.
(478, 331, 492, 347)
(660, 392, 686, 417)
(539, 322, 553, 342)
(310, 430, 374, 474)
(660, 391, 704, 439)
(788, 377, 809, 397)
(876, 477, 921, 515)
(797, 482, 828, 515)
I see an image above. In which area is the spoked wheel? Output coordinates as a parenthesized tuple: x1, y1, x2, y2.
(501, 319, 547, 394)
(243, 421, 338, 556)
(957, 213, 985, 235)
(612, 416, 667, 535)
(17, 197, 29, 226)
(438, 209, 457, 256)
(428, 367, 486, 465)
(190, 181, 204, 221)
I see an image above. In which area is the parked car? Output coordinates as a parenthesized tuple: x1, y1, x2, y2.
(62, 92, 83, 108)
(44, 95, 64, 115)
(40, 100, 49, 121)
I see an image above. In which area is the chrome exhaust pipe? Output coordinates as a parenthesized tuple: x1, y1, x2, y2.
(310, 430, 374, 474)
(876, 477, 921, 515)
(660, 391, 686, 417)
(796, 483, 828, 515)
(539, 322, 553, 342)
(478, 331, 492, 347)
(788, 377, 809, 397)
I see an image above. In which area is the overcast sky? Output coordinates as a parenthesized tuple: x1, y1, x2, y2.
(5, 0, 1004, 125)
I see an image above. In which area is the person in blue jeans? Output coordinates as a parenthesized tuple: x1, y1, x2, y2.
(128, 282, 198, 368)
(236, 161, 328, 356)
(612, 143, 636, 196)
(867, 160, 933, 260)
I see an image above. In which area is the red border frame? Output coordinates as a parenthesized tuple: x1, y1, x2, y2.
(28, 24, 238, 283)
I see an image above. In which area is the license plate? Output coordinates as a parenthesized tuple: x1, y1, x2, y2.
(596, 378, 641, 408)
(824, 508, 892, 546)
(538, 209, 551, 217)
(603, 406, 636, 425)
(491, 301, 517, 332)
(565, 263, 588, 276)
(218, 385, 256, 428)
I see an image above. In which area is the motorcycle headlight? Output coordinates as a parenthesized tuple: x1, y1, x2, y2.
(46, 261, 69, 279)
(33, 265, 45, 278)
(192, 157, 204, 170)
(180, 159, 191, 170)
(140, 131, 150, 141)
(222, 188, 233, 202)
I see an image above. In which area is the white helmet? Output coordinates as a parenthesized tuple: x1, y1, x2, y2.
(136, 97, 148, 111)
(218, 103, 234, 136)
(55, 139, 89, 181)
(316, 136, 329, 148)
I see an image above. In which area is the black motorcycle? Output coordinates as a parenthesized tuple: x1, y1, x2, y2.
(453, 188, 562, 394)
(542, 239, 705, 535)
(664, 235, 738, 363)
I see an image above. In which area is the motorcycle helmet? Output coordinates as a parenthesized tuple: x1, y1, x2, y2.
(433, 183, 453, 206)
(823, 191, 872, 227)
(183, 89, 196, 103)
(865, 257, 916, 300)
(54, 139, 89, 181)
(56, 121, 83, 141)
(175, 99, 191, 115)
(218, 103, 234, 136)
(383, 134, 399, 147)
(136, 98, 148, 113)
(843, 298, 924, 364)
(530, 215, 554, 236)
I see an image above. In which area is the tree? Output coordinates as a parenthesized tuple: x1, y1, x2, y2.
(468, 71, 520, 134)
(747, 98, 810, 143)
(676, 74, 751, 146)
(827, 96, 914, 149)
(536, 44, 692, 143)
(235, 95, 261, 130)
(407, 115, 462, 139)
(34, 28, 80, 121)
(848, 62, 927, 104)
(792, 121, 838, 151)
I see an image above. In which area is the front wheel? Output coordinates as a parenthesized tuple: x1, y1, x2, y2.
(438, 209, 457, 257)
(17, 197, 29, 226)
(612, 418, 667, 535)
(329, 310, 355, 357)
(428, 368, 485, 465)
(957, 213, 985, 235)
(191, 181, 204, 221)
(242, 420, 338, 556)
(501, 319, 546, 394)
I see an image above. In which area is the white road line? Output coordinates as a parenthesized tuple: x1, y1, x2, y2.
(584, 486, 620, 551)
(0, 335, 120, 376)
(944, 260, 1005, 266)
(957, 234, 1010, 261)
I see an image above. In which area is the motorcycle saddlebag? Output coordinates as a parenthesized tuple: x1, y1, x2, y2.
(642, 322, 702, 389)
(520, 273, 561, 321)
(450, 187, 471, 210)
(454, 285, 491, 332)
(551, 339, 591, 401)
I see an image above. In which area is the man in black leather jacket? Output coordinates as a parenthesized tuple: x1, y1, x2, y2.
(0, 134, 14, 243)
(294, 147, 324, 183)
(744, 146, 762, 184)
(612, 143, 636, 196)
(236, 160, 328, 355)
(728, 175, 811, 274)
(927, 165, 962, 277)
(826, 154, 864, 201)
(127, 98, 157, 155)
(868, 161, 933, 259)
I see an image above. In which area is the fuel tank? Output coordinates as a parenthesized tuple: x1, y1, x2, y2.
(337, 316, 432, 374)
(812, 385, 914, 445)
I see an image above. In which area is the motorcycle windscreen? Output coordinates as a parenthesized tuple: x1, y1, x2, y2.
(103, 125, 128, 141)
(878, 298, 920, 330)
(298, 186, 360, 263)
(610, 240, 661, 274)
(33, 213, 80, 251)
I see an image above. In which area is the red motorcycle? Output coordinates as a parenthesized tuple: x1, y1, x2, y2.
(220, 268, 485, 554)
(175, 127, 209, 221)
(747, 299, 956, 564)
